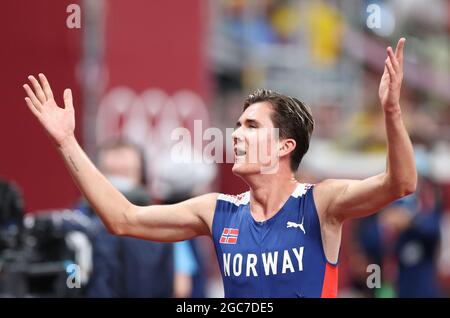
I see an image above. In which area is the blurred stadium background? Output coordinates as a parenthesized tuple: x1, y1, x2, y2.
(0, 0, 449, 297)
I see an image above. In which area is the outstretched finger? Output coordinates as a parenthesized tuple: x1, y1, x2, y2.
(28, 75, 47, 104)
(395, 38, 405, 66)
(387, 47, 399, 72)
(25, 97, 42, 118)
(63, 88, 74, 111)
(38, 73, 54, 100)
(385, 57, 395, 80)
(23, 84, 42, 111)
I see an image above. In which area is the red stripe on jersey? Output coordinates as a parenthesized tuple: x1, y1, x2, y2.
(219, 236, 227, 244)
(223, 228, 230, 235)
(321, 263, 338, 298)
(230, 229, 239, 236)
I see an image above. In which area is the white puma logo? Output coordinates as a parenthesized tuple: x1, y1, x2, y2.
(286, 218, 306, 235)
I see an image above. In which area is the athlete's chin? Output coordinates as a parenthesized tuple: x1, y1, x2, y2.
(232, 163, 258, 176)
(231, 163, 244, 176)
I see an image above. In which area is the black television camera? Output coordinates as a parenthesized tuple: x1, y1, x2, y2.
(0, 180, 84, 297)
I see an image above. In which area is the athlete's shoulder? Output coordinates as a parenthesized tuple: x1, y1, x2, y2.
(185, 192, 220, 206)
(178, 192, 220, 220)
(180, 192, 220, 235)
(313, 179, 348, 202)
(311, 179, 349, 222)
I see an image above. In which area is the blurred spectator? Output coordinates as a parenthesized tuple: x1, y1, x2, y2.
(74, 140, 174, 297)
(305, 0, 343, 66)
(357, 148, 443, 297)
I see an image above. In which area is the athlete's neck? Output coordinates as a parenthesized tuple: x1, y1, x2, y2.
(246, 175, 299, 222)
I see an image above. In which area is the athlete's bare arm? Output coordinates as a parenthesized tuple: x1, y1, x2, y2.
(314, 38, 417, 223)
(23, 74, 218, 242)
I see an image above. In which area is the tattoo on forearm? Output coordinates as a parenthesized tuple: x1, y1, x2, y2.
(68, 155, 79, 172)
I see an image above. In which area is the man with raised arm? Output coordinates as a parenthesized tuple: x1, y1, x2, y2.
(23, 38, 416, 297)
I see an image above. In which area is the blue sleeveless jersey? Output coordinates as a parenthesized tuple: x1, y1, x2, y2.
(212, 183, 338, 298)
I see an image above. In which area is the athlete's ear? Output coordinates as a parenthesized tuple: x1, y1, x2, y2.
(279, 138, 296, 157)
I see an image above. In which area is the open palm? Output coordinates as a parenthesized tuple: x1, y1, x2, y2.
(379, 38, 405, 112)
(23, 74, 75, 146)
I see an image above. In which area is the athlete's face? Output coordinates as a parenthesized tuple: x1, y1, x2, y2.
(232, 102, 280, 176)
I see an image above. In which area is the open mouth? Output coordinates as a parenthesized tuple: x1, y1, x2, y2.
(234, 148, 246, 156)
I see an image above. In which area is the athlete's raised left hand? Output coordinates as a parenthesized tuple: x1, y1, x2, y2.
(379, 38, 405, 113)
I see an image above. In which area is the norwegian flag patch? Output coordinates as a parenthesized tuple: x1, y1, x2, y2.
(219, 228, 239, 245)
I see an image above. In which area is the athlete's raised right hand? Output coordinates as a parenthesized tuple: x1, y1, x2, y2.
(23, 73, 75, 146)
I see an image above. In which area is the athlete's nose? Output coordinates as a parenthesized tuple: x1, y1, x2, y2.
(232, 127, 244, 146)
